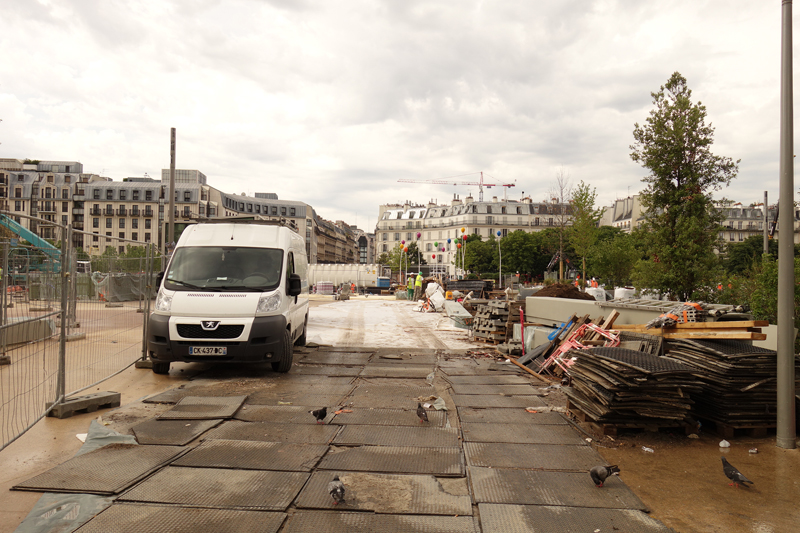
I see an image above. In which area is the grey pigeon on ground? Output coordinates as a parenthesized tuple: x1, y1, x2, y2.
(416, 402, 428, 423)
(310, 407, 327, 424)
(721, 457, 753, 488)
(589, 465, 620, 487)
(328, 475, 345, 505)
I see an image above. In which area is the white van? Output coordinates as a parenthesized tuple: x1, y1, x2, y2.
(147, 221, 309, 374)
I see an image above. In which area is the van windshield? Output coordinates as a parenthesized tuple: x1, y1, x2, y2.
(165, 246, 284, 291)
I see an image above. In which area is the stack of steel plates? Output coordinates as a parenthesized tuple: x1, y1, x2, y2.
(663, 339, 800, 426)
(565, 346, 702, 426)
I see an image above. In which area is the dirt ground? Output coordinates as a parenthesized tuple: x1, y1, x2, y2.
(531, 283, 597, 300)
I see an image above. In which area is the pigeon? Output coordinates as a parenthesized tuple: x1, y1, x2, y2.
(328, 475, 345, 505)
(589, 465, 620, 487)
(416, 402, 429, 423)
(310, 407, 327, 424)
(721, 457, 754, 488)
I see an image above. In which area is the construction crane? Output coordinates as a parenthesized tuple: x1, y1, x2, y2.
(398, 172, 515, 202)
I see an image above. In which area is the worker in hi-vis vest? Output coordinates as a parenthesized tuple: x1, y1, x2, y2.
(407, 275, 414, 300)
(413, 272, 424, 301)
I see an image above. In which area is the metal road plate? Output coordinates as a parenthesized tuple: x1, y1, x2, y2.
(470, 467, 648, 510)
(317, 445, 463, 476)
(330, 408, 447, 427)
(347, 384, 436, 409)
(465, 443, 604, 470)
(298, 352, 373, 365)
(282, 511, 478, 533)
(449, 384, 544, 396)
(173, 439, 328, 471)
(244, 392, 348, 407)
(203, 420, 340, 444)
(119, 466, 308, 511)
(478, 503, 673, 533)
(157, 395, 247, 420)
(13, 444, 185, 495)
(332, 425, 459, 448)
(374, 353, 439, 365)
(291, 365, 364, 376)
(73, 503, 286, 533)
(143, 388, 191, 404)
(460, 422, 587, 445)
(295, 471, 472, 515)
(445, 375, 531, 385)
(131, 419, 223, 445)
(451, 394, 546, 409)
(457, 407, 567, 425)
(439, 360, 519, 375)
(235, 405, 336, 424)
(359, 365, 434, 378)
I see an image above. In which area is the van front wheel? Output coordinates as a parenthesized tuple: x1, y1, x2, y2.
(272, 329, 293, 373)
(152, 361, 170, 375)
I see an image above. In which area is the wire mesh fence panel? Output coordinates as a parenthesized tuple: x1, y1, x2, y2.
(0, 312, 61, 450)
(0, 214, 161, 451)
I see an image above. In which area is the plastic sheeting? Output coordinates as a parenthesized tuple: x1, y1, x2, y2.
(14, 420, 137, 533)
(91, 273, 151, 302)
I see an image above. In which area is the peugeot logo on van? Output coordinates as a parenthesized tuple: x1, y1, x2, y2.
(201, 321, 220, 330)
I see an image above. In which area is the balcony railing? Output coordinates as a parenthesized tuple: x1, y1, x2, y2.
(90, 208, 102, 215)
(117, 208, 128, 216)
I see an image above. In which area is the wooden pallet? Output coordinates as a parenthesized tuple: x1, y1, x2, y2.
(699, 418, 774, 439)
(567, 399, 691, 437)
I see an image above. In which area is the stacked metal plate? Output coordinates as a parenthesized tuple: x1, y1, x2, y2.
(565, 347, 702, 426)
(664, 339, 800, 426)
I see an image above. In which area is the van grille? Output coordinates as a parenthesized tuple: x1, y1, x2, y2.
(176, 324, 245, 339)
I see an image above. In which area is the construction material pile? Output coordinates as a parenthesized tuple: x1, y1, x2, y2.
(663, 339, 799, 427)
(471, 300, 523, 344)
(565, 346, 702, 429)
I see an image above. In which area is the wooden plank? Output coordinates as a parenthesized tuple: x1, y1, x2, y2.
(613, 320, 767, 330)
(661, 331, 767, 340)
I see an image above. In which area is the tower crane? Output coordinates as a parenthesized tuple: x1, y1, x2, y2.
(398, 172, 515, 202)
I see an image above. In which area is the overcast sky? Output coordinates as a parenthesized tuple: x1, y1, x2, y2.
(1, 1, 796, 228)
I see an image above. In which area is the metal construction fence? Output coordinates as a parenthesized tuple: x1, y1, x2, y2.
(0, 213, 162, 452)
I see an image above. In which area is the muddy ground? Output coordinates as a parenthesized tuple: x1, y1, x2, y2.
(536, 380, 800, 533)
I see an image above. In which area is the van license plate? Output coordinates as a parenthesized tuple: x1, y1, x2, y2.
(189, 347, 227, 355)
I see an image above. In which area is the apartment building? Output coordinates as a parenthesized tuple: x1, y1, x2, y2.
(599, 195, 645, 232)
(375, 195, 573, 274)
(0, 159, 354, 264)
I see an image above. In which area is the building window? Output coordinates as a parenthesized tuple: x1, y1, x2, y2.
(14, 201, 21, 211)
(133, 190, 139, 200)
(145, 190, 153, 201)
(382, 233, 387, 241)
(739, 232, 744, 241)
(61, 215, 68, 225)
(183, 206, 191, 216)
(93, 218, 99, 228)
(106, 218, 113, 228)
(427, 243, 432, 251)
(119, 219, 126, 228)
(132, 232, 138, 241)
(106, 190, 113, 200)
(272, 206, 277, 215)
(132, 219, 138, 229)
(62, 202, 68, 212)
(93, 233, 99, 242)
(737, 221, 743, 230)
(93, 190, 100, 199)
(184, 191, 191, 201)
(382, 244, 387, 252)
(290, 207, 296, 216)
(145, 219, 151, 229)
(281, 207, 287, 216)
(394, 233, 399, 241)
(145, 233, 150, 242)
(119, 245, 124, 254)
(119, 190, 126, 201)
(15, 188, 21, 198)
(62, 189, 69, 199)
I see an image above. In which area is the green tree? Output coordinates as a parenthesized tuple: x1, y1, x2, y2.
(590, 232, 639, 288)
(500, 230, 546, 279)
(569, 180, 603, 288)
(630, 72, 739, 301)
(723, 235, 778, 275)
(378, 242, 426, 271)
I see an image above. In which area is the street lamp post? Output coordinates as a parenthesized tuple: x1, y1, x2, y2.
(496, 230, 502, 290)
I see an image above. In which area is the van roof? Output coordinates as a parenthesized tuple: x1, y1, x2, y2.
(177, 223, 304, 250)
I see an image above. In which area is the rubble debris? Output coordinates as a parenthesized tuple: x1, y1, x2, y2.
(529, 283, 596, 301)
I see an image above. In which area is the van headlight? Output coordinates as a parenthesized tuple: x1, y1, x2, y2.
(257, 291, 281, 313)
(155, 290, 173, 312)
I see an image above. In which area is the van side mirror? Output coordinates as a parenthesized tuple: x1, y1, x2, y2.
(156, 271, 164, 288)
(287, 273, 302, 297)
